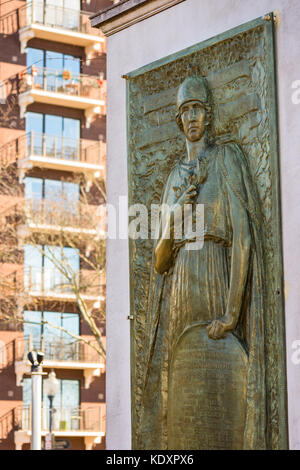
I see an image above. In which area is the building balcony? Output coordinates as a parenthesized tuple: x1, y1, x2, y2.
(27, 266, 105, 303)
(23, 198, 104, 237)
(19, 1, 106, 63)
(26, 267, 104, 304)
(0, 132, 106, 182)
(18, 67, 106, 126)
(0, 194, 105, 238)
(14, 336, 105, 389)
(0, 263, 105, 306)
(14, 404, 105, 450)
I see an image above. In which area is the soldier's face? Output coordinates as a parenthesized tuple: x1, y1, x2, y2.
(180, 100, 206, 142)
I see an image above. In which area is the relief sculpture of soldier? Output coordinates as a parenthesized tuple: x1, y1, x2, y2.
(138, 75, 267, 450)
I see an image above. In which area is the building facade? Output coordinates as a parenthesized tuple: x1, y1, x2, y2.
(0, 0, 111, 450)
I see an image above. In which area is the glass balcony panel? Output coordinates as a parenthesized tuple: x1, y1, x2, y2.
(18, 405, 88, 433)
(63, 140, 79, 161)
(24, 245, 43, 291)
(19, 379, 102, 433)
(20, 67, 104, 100)
(40, 407, 98, 432)
(21, 406, 31, 431)
(25, 177, 43, 203)
(63, 9, 80, 31)
(25, 195, 98, 230)
(21, 2, 102, 37)
(45, 267, 65, 292)
(45, 135, 62, 159)
(43, 339, 79, 362)
(24, 267, 42, 291)
(24, 266, 75, 294)
(31, 134, 43, 156)
(17, 335, 100, 364)
(25, 126, 44, 156)
(45, 4, 62, 29)
(29, 0, 44, 24)
(26, 133, 82, 162)
(30, 66, 44, 90)
(25, 112, 43, 153)
(23, 311, 42, 346)
(0, 132, 104, 172)
(43, 3, 79, 31)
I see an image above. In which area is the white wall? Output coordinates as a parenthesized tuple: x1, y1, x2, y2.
(105, 0, 300, 449)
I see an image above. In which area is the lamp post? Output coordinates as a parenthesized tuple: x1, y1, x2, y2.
(27, 351, 44, 450)
(44, 370, 59, 449)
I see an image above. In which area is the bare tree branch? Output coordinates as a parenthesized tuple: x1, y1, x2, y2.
(0, 162, 106, 359)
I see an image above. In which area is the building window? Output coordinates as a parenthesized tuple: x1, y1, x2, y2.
(23, 377, 80, 430)
(25, 176, 80, 222)
(26, 47, 81, 93)
(24, 310, 80, 343)
(23, 310, 80, 359)
(24, 244, 80, 293)
(26, 111, 81, 161)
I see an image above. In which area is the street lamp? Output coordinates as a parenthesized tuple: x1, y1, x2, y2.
(27, 351, 45, 450)
(44, 371, 59, 435)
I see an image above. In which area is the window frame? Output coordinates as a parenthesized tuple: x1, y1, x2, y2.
(23, 309, 81, 342)
(26, 111, 81, 140)
(26, 46, 82, 76)
(23, 376, 81, 409)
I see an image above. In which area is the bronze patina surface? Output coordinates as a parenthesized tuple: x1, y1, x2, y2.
(127, 14, 288, 450)
(168, 326, 248, 449)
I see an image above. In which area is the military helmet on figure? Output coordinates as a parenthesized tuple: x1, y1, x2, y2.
(175, 75, 212, 131)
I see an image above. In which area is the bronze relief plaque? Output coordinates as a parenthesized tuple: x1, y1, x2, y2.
(168, 327, 248, 450)
(126, 14, 288, 449)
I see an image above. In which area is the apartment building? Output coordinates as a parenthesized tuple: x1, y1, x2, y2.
(0, 0, 111, 450)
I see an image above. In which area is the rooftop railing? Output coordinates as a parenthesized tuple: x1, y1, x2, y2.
(0, 132, 105, 167)
(19, 1, 103, 37)
(17, 404, 105, 433)
(19, 66, 106, 101)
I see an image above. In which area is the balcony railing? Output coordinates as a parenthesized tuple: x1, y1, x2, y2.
(25, 198, 101, 231)
(0, 132, 105, 167)
(0, 336, 103, 369)
(0, 9, 19, 35)
(0, 261, 104, 301)
(19, 2, 103, 37)
(24, 266, 103, 299)
(16, 405, 104, 433)
(19, 335, 102, 364)
(27, 132, 105, 165)
(25, 266, 77, 295)
(19, 66, 106, 102)
(0, 408, 19, 441)
(0, 195, 105, 237)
